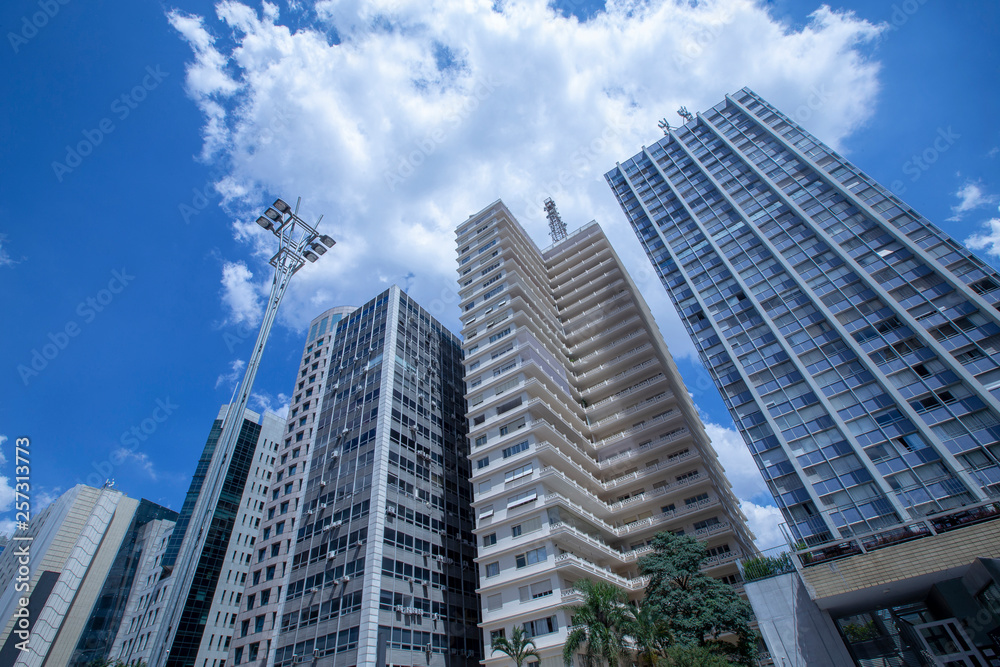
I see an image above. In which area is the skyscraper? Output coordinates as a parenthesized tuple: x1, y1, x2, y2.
(0, 485, 176, 666)
(605, 87, 1000, 548)
(456, 200, 754, 664)
(128, 405, 284, 667)
(228, 305, 354, 664)
(253, 286, 481, 667)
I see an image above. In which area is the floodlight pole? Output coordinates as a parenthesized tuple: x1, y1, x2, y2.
(152, 198, 335, 667)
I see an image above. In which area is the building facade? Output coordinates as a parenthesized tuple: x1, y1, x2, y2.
(239, 286, 481, 667)
(123, 405, 284, 667)
(228, 305, 354, 665)
(606, 87, 1000, 547)
(456, 201, 754, 665)
(0, 485, 176, 667)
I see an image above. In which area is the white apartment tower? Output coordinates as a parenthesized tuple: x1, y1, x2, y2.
(456, 200, 755, 665)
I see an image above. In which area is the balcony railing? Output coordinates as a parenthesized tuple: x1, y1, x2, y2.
(596, 427, 691, 470)
(597, 408, 679, 447)
(587, 374, 666, 412)
(592, 391, 672, 429)
(577, 344, 654, 383)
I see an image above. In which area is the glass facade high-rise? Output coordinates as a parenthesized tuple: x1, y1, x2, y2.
(256, 286, 481, 667)
(456, 201, 754, 665)
(127, 406, 284, 667)
(606, 87, 1000, 546)
(228, 305, 354, 665)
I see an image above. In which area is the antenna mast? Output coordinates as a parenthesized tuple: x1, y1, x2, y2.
(544, 198, 567, 243)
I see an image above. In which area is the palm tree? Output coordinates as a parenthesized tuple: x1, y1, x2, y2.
(628, 600, 672, 666)
(562, 578, 633, 667)
(491, 625, 541, 667)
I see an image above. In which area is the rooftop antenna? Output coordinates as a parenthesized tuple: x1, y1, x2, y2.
(544, 198, 567, 243)
(677, 106, 694, 123)
(657, 118, 673, 136)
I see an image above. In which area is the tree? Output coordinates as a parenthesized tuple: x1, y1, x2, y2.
(562, 578, 634, 667)
(629, 599, 672, 666)
(639, 532, 757, 665)
(491, 625, 541, 667)
(660, 644, 737, 666)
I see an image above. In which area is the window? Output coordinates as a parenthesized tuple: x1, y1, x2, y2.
(507, 489, 537, 508)
(254, 614, 265, 632)
(515, 546, 547, 568)
(240, 619, 250, 637)
(505, 463, 533, 482)
(483, 533, 497, 547)
(485, 562, 500, 577)
(511, 516, 541, 537)
(266, 565, 276, 580)
(685, 493, 709, 506)
(523, 616, 558, 637)
(519, 580, 553, 601)
(477, 456, 490, 469)
(275, 521, 285, 535)
(502, 439, 530, 458)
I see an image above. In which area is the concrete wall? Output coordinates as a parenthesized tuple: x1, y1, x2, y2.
(745, 571, 854, 667)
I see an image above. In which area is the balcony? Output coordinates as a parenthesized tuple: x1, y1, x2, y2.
(582, 359, 657, 397)
(571, 315, 643, 357)
(553, 552, 650, 592)
(587, 373, 666, 413)
(605, 472, 708, 512)
(590, 391, 674, 431)
(615, 496, 721, 538)
(596, 408, 681, 448)
(596, 426, 691, 470)
(603, 445, 697, 487)
(563, 290, 632, 333)
(576, 343, 654, 384)
(574, 329, 648, 367)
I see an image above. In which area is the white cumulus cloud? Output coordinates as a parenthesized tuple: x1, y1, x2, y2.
(964, 217, 1000, 258)
(168, 0, 886, 355)
(220, 261, 262, 326)
(949, 181, 999, 221)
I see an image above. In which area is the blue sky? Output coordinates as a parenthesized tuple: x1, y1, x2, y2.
(1, 0, 997, 548)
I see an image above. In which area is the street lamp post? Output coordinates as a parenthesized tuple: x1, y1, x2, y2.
(152, 198, 334, 667)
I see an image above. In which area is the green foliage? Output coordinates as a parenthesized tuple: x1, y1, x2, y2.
(562, 579, 634, 666)
(739, 552, 793, 582)
(658, 644, 737, 666)
(639, 532, 757, 666)
(630, 600, 672, 666)
(842, 620, 880, 643)
(491, 625, 541, 667)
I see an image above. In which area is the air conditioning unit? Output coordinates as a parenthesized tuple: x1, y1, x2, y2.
(327, 552, 336, 559)
(320, 503, 327, 509)
(319, 480, 327, 487)
(404, 576, 413, 583)
(394, 604, 404, 612)
(308, 587, 318, 594)
(322, 524, 333, 532)
(293, 655, 304, 664)
(307, 510, 314, 515)
(340, 575, 350, 583)
(330, 520, 343, 528)
(313, 649, 322, 657)
(430, 613, 440, 620)
(425, 643, 433, 652)
(385, 507, 396, 516)
(354, 540, 364, 547)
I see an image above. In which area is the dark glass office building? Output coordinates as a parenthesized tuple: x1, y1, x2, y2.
(263, 285, 481, 667)
(606, 88, 1000, 546)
